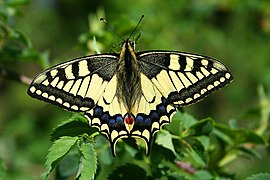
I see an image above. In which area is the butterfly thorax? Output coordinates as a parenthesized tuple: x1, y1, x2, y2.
(116, 40, 142, 113)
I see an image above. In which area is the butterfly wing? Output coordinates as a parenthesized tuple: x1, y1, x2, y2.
(28, 54, 138, 156)
(132, 51, 233, 152)
(28, 54, 118, 112)
(137, 51, 233, 106)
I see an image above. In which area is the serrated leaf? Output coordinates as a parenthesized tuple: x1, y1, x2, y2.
(246, 173, 270, 180)
(155, 130, 176, 155)
(42, 136, 79, 180)
(78, 142, 97, 180)
(108, 164, 149, 180)
(50, 114, 97, 141)
(57, 149, 79, 178)
(189, 118, 213, 136)
(50, 120, 97, 141)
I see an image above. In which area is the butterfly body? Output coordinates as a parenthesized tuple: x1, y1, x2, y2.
(28, 37, 233, 156)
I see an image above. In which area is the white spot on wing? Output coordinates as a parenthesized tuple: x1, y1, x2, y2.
(185, 57, 194, 71)
(111, 130, 119, 142)
(186, 72, 198, 83)
(42, 79, 50, 86)
(50, 77, 59, 87)
(57, 81, 64, 89)
(142, 130, 150, 141)
(211, 68, 218, 74)
(200, 67, 210, 77)
(78, 60, 90, 76)
(169, 71, 184, 91)
(201, 59, 209, 66)
(48, 95, 55, 101)
(65, 65, 75, 79)
(151, 122, 160, 132)
(159, 115, 169, 124)
(30, 86, 36, 93)
(42, 92, 48, 98)
(50, 69, 58, 77)
(77, 76, 90, 97)
(103, 75, 117, 103)
(177, 72, 192, 87)
(196, 71, 204, 79)
(169, 54, 180, 70)
(141, 73, 155, 102)
(36, 90, 42, 95)
(155, 70, 176, 97)
(56, 98, 63, 104)
(225, 73, 231, 79)
(63, 80, 74, 92)
(220, 77, 226, 82)
(85, 74, 105, 102)
(70, 79, 82, 95)
(63, 102, 70, 108)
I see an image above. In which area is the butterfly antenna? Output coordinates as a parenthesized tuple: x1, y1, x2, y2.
(128, 15, 144, 40)
(100, 17, 124, 41)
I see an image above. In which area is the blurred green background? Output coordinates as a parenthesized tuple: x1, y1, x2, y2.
(1, 0, 270, 179)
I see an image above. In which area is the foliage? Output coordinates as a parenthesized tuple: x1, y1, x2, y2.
(1, 0, 270, 179)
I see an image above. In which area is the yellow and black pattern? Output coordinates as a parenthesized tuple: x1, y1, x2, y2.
(28, 39, 233, 156)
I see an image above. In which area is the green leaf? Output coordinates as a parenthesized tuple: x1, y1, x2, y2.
(50, 114, 97, 141)
(166, 112, 198, 136)
(240, 130, 266, 144)
(189, 118, 214, 136)
(193, 170, 213, 180)
(42, 136, 79, 180)
(194, 136, 210, 151)
(78, 142, 97, 180)
(183, 148, 207, 168)
(214, 124, 266, 145)
(246, 173, 270, 180)
(155, 130, 176, 155)
(238, 145, 262, 159)
(165, 111, 182, 135)
(0, 158, 6, 180)
(57, 149, 80, 178)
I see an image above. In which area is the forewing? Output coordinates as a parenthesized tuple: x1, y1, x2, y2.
(28, 54, 118, 112)
(137, 51, 233, 106)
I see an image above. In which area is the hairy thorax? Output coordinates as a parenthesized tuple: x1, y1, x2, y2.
(116, 41, 142, 112)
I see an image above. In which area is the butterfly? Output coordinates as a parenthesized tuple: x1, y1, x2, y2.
(27, 19, 233, 156)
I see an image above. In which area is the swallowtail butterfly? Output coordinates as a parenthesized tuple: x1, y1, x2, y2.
(27, 18, 233, 156)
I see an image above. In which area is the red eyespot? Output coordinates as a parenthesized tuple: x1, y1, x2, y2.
(124, 114, 134, 125)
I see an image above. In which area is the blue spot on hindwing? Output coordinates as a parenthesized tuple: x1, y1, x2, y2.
(135, 115, 144, 125)
(94, 107, 103, 117)
(157, 105, 166, 115)
(101, 113, 109, 121)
